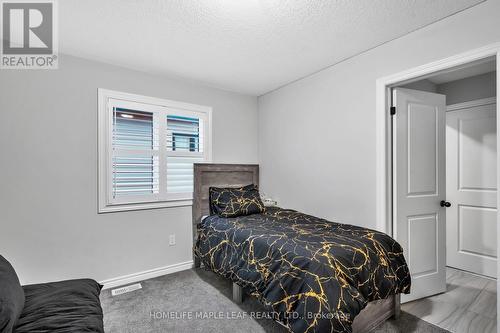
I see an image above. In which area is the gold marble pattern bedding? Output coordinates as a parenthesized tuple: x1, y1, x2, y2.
(209, 184, 265, 217)
(194, 207, 411, 333)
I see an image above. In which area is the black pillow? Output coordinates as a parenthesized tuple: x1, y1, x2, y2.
(209, 184, 265, 217)
(0, 255, 25, 333)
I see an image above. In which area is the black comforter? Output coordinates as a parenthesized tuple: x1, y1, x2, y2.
(14, 279, 104, 333)
(195, 207, 411, 333)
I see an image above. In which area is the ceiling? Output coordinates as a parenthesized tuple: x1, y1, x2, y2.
(427, 58, 496, 84)
(60, 0, 486, 95)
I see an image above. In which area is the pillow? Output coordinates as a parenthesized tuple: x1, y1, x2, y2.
(209, 184, 265, 217)
(0, 255, 25, 333)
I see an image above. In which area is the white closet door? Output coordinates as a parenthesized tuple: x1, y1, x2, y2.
(446, 101, 497, 278)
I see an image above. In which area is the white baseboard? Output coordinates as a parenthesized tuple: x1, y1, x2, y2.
(100, 260, 193, 290)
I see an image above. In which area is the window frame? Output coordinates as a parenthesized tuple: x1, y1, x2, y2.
(98, 88, 212, 213)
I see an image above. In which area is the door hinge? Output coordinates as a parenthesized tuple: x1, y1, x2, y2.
(390, 106, 396, 116)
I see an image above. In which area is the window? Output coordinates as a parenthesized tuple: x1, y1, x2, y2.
(98, 89, 212, 212)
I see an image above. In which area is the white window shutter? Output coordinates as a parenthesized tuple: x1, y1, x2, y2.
(98, 89, 211, 212)
(111, 108, 159, 200)
(166, 115, 205, 194)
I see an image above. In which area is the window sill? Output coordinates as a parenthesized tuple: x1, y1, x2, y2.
(98, 199, 193, 213)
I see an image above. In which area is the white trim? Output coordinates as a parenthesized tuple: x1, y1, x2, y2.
(497, 51, 500, 328)
(375, 42, 500, 234)
(99, 199, 193, 213)
(497, 56, 500, 327)
(99, 89, 212, 114)
(446, 97, 496, 112)
(100, 260, 194, 290)
(98, 88, 213, 213)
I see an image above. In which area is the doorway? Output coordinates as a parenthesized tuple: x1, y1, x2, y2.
(391, 61, 497, 332)
(376, 45, 499, 333)
(446, 96, 497, 278)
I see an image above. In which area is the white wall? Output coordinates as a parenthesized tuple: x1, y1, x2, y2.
(437, 71, 496, 105)
(401, 79, 437, 93)
(258, 0, 500, 229)
(0, 55, 258, 285)
(398, 71, 496, 104)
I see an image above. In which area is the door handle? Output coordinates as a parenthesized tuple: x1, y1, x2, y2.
(440, 200, 451, 208)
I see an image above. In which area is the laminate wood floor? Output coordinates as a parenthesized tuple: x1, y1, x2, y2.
(402, 267, 497, 333)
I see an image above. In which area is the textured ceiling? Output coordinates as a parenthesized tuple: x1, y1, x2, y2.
(60, 0, 485, 95)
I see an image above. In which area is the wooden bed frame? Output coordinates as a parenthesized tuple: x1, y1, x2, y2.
(192, 163, 400, 333)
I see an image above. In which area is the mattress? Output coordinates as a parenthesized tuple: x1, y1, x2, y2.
(195, 207, 411, 333)
(14, 279, 104, 333)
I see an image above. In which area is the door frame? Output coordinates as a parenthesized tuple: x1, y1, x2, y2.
(375, 42, 500, 316)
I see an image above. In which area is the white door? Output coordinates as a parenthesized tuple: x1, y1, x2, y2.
(393, 88, 447, 303)
(446, 100, 497, 278)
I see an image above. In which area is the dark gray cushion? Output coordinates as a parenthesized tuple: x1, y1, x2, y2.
(0, 255, 25, 333)
(14, 279, 104, 333)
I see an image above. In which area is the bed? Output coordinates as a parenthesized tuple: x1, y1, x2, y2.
(192, 164, 410, 333)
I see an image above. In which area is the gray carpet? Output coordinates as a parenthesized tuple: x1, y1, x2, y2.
(100, 269, 450, 333)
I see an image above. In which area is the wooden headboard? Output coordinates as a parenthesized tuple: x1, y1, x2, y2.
(192, 163, 259, 264)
